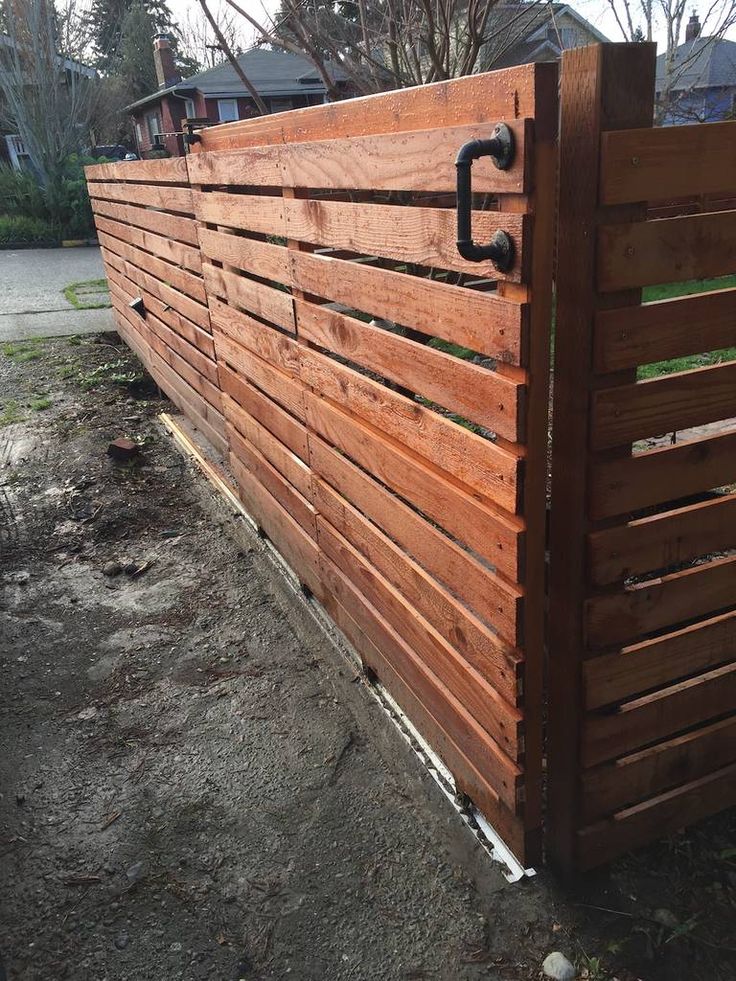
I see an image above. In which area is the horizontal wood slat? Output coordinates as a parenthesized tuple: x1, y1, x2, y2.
(226, 401, 311, 500)
(296, 300, 523, 439)
(576, 762, 736, 869)
(219, 369, 308, 461)
(192, 62, 553, 152)
(600, 121, 736, 205)
(582, 660, 736, 767)
(98, 230, 206, 304)
(290, 250, 527, 364)
(318, 560, 527, 859)
(86, 157, 189, 183)
(594, 287, 736, 372)
(585, 553, 736, 648)
(189, 120, 530, 194)
(300, 346, 520, 511)
(194, 192, 286, 237)
(95, 215, 201, 274)
(317, 519, 523, 797)
(303, 389, 521, 575)
(283, 197, 527, 280)
(203, 264, 295, 333)
(590, 427, 736, 519)
(583, 609, 736, 710)
(591, 360, 736, 449)
(88, 181, 194, 213)
(92, 198, 200, 245)
(598, 210, 736, 291)
(104, 255, 210, 331)
(308, 434, 521, 697)
(588, 492, 736, 585)
(581, 715, 736, 821)
(198, 228, 290, 283)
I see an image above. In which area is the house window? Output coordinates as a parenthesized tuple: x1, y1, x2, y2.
(269, 97, 293, 114)
(184, 98, 196, 120)
(217, 98, 239, 122)
(146, 110, 162, 143)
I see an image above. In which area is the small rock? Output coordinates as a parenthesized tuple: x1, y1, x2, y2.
(103, 561, 122, 578)
(170, 942, 182, 953)
(114, 932, 129, 950)
(77, 706, 99, 721)
(107, 438, 139, 462)
(126, 861, 144, 881)
(652, 908, 678, 930)
(542, 952, 576, 980)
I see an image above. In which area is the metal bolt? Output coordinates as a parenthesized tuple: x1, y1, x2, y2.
(632, 156, 640, 166)
(625, 246, 635, 257)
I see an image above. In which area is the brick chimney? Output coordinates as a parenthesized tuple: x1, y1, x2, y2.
(153, 33, 181, 88)
(685, 11, 701, 42)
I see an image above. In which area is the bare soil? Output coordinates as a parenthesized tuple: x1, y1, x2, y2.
(1, 335, 734, 981)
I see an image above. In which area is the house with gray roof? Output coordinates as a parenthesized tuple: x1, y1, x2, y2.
(127, 38, 348, 157)
(657, 13, 736, 123)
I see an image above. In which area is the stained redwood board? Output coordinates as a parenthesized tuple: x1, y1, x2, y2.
(598, 210, 736, 291)
(95, 215, 202, 274)
(317, 519, 524, 794)
(92, 198, 200, 246)
(591, 360, 736, 449)
(188, 120, 530, 195)
(204, 264, 295, 334)
(296, 300, 524, 439)
(594, 287, 736, 372)
(318, 560, 528, 860)
(215, 333, 306, 422)
(198, 229, 290, 284)
(97, 230, 206, 304)
(300, 347, 521, 512)
(582, 661, 736, 766)
(585, 553, 736, 648)
(193, 192, 286, 237)
(88, 180, 194, 213)
(588, 492, 736, 585)
(600, 120, 736, 205)
(219, 370, 309, 462)
(590, 428, 736, 519)
(576, 763, 736, 869)
(583, 609, 736, 710)
(290, 250, 528, 364)
(86, 157, 189, 183)
(303, 387, 521, 577)
(225, 399, 311, 500)
(282, 197, 527, 280)
(210, 297, 300, 376)
(192, 63, 547, 152)
(581, 715, 736, 821)
(309, 432, 523, 665)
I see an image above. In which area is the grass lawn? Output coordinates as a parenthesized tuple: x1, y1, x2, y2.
(638, 274, 736, 380)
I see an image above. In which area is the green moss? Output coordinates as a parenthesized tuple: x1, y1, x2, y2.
(63, 277, 111, 310)
(0, 399, 24, 426)
(2, 340, 43, 362)
(30, 394, 52, 411)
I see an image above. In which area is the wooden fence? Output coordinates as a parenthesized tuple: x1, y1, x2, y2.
(548, 43, 736, 873)
(86, 43, 735, 875)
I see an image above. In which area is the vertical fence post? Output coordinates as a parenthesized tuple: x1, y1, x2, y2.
(547, 42, 656, 875)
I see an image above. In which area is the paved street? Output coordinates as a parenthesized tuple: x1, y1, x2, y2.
(0, 247, 114, 341)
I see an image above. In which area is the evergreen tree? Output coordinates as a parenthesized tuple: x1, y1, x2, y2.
(89, 0, 178, 72)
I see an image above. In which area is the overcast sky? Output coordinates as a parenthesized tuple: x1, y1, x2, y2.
(167, 0, 736, 57)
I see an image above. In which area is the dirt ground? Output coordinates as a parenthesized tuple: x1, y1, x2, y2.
(1, 335, 734, 981)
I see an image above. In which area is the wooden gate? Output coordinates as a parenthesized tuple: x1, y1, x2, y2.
(185, 64, 558, 865)
(549, 43, 736, 873)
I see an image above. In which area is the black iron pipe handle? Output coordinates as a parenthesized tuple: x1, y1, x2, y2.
(455, 124, 515, 271)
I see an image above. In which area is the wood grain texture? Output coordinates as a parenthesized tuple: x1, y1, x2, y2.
(576, 762, 736, 869)
(583, 609, 736, 710)
(283, 197, 526, 280)
(220, 369, 309, 462)
(290, 250, 527, 363)
(594, 287, 736, 372)
(88, 181, 194, 213)
(598, 210, 736, 291)
(92, 198, 200, 245)
(296, 300, 523, 439)
(194, 191, 286, 237)
(193, 63, 545, 152)
(581, 715, 736, 821)
(600, 120, 736, 205)
(591, 360, 736, 449)
(189, 120, 529, 194)
(303, 389, 521, 575)
(198, 228, 290, 284)
(591, 427, 736, 519)
(203, 264, 295, 333)
(97, 230, 206, 303)
(586, 553, 736, 648)
(300, 346, 521, 511)
(95, 215, 202, 273)
(86, 157, 189, 183)
(588, 492, 736, 585)
(582, 660, 736, 766)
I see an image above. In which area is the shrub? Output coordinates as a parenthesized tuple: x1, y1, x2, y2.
(0, 214, 58, 245)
